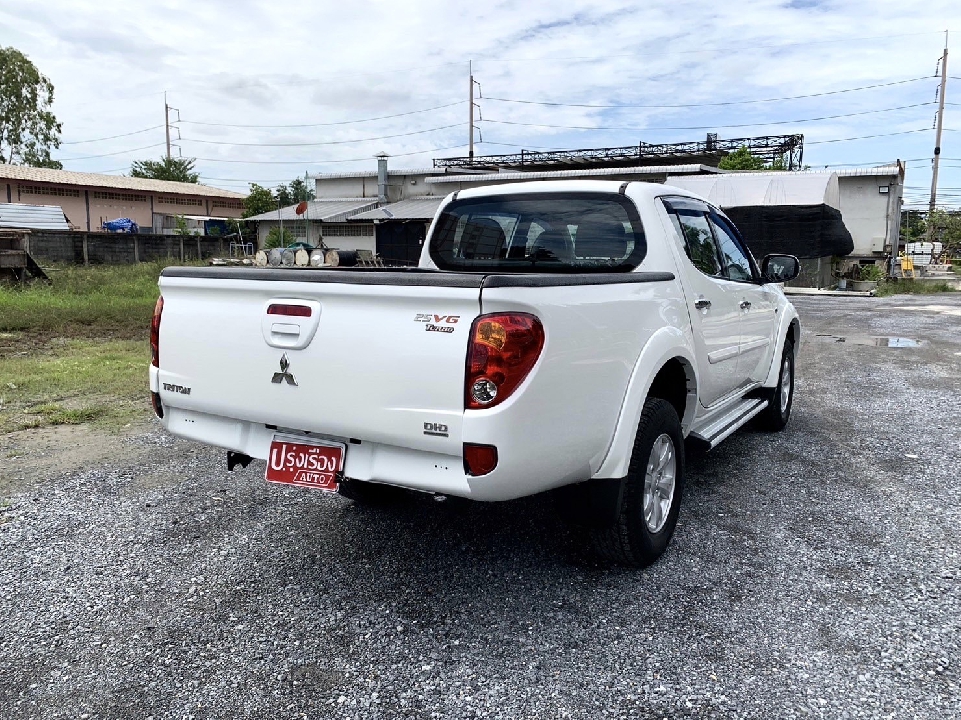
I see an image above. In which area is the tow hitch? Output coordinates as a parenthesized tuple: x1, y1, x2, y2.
(227, 451, 253, 472)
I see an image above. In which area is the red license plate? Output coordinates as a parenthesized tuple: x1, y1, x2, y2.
(265, 437, 345, 491)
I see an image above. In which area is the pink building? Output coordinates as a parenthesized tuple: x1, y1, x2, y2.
(0, 164, 246, 232)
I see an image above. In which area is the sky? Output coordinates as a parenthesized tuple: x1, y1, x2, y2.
(3, 0, 960, 208)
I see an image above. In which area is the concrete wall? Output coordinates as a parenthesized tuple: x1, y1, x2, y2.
(25, 231, 229, 265)
(837, 175, 902, 256)
(2, 180, 244, 233)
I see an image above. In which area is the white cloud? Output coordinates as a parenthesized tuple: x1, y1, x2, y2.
(2, 0, 959, 201)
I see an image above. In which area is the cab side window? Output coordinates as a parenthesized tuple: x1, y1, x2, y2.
(673, 209, 721, 277)
(708, 213, 754, 282)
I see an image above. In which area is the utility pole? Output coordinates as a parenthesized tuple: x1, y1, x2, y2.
(468, 61, 474, 161)
(926, 31, 949, 242)
(164, 92, 171, 160)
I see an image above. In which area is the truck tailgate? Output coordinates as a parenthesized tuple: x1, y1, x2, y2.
(157, 269, 482, 454)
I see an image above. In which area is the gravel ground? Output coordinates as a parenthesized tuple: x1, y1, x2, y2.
(1, 293, 959, 719)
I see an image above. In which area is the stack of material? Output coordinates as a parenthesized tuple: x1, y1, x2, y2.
(904, 242, 939, 267)
(665, 172, 854, 259)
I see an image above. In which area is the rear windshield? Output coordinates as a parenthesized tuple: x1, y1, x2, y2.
(429, 192, 647, 272)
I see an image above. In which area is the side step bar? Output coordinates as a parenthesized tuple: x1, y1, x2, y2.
(689, 398, 768, 449)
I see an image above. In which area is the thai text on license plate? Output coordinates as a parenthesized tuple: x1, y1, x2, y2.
(265, 436, 344, 491)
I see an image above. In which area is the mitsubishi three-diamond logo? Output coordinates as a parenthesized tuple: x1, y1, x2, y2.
(271, 353, 298, 386)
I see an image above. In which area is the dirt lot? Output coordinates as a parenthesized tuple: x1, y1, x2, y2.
(0, 294, 959, 718)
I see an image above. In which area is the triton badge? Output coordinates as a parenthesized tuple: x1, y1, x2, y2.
(162, 383, 191, 395)
(271, 353, 298, 386)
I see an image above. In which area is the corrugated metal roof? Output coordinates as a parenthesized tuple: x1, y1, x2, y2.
(831, 164, 901, 177)
(0, 164, 246, 198)
(245, 198, 378, 223)
(0, 203, 70, 231)
(425, 164, 719, 184)
(350, 197, 444, 221)
(309, 167, 442, 180)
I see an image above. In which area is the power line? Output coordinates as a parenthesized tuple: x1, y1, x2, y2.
(179, 123, 462, 147)
(810, 158, 925, 167)
(483, 76, 933, 110)
(61, 125, 165, 145)
(199, 177, 297, 183)
(187, 142, 472, 165)
(57, 142, 169, 161)
(480, 102, 935, 132)
(178, 101, 463, 129)
(806, 128, 931, 144)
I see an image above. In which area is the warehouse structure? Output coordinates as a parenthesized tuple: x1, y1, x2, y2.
(0, 164, 246, 233)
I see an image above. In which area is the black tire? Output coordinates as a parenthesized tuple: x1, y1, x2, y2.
(591, 397, 685, 567)
(338, 478, 406, 505)
(755, 339, 795, 432)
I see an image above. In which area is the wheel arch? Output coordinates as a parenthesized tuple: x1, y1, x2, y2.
(762, 306, 801, 388)
(787, 317, 800, 354)
(593, 327, 698, 479)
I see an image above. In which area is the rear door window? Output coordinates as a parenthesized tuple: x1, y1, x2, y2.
(669, 208, 721, 277)
(430, 192, 646, 272)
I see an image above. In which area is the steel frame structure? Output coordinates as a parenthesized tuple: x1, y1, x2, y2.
(434, 134, 804, 172)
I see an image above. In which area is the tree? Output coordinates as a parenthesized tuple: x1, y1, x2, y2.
(264, 226, 294, 249)
(130, 156, 199, 183)
(901, 209, 927, 242)
(289, 177, 315, 203)
(173, 215, 199, 236)
(925, 209, 961, 257)
(243, 183, 277, 218)
(275, 183, 293, 208)
(0, 47, 62, 168)
(718, 146, 768, 171)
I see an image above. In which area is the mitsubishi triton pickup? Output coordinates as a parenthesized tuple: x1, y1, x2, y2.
(149, 180, 801, 566)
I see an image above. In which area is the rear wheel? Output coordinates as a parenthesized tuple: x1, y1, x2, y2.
(591, 397, 685, 567)
(756, 339, 794, 432)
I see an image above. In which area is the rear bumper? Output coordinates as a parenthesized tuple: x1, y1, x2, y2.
(157, 404, 555, 501)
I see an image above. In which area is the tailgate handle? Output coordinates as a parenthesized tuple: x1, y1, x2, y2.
(271, 323, 301, 336)
(262, 298, 321, 350)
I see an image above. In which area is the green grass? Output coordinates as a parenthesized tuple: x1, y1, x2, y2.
(0, 261, 201, 432)
(875, 280, 956, 297)
(0, 260, 180, 335)
(0, 338, 147, 432)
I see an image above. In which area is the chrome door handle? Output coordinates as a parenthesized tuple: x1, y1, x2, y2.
(739, 300, 752, 309)
(694, 299, 712, 310)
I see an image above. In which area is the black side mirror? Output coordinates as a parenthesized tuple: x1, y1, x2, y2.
(760, 254, 800, 283)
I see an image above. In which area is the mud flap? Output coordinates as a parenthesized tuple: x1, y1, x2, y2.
(555, 476, 626, 529)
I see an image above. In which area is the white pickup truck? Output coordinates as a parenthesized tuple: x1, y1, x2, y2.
(150, 180, 800, 566)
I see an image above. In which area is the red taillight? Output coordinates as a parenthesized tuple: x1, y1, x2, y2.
(464, 443, 498, 476)
(465, 312, 545, 410)
(150, 296, 163, 368)
(267, 304, 311, 317)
